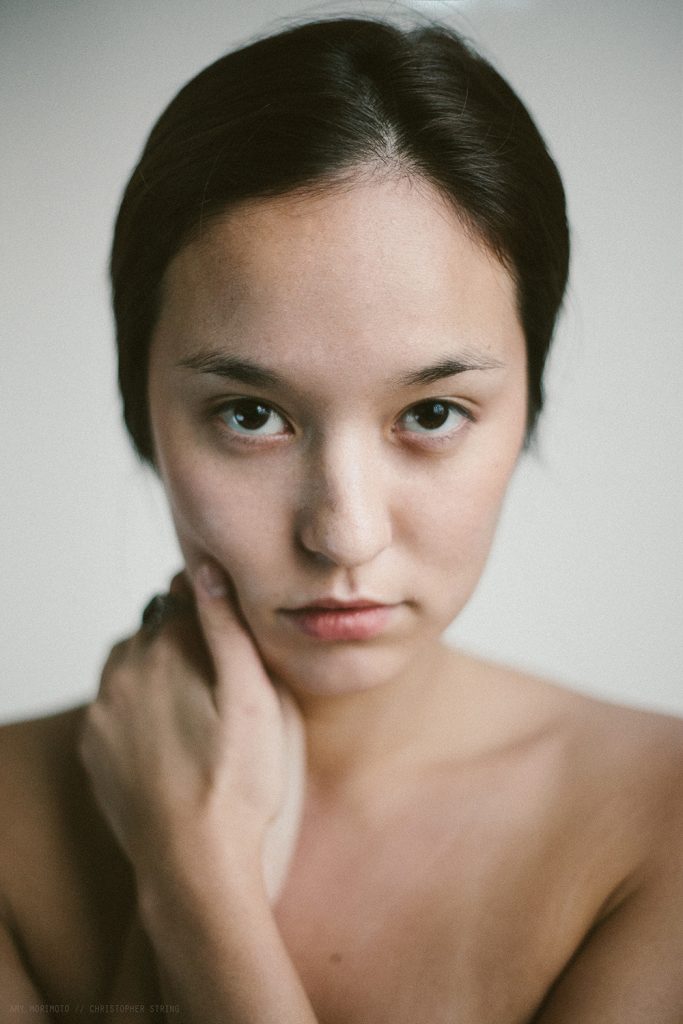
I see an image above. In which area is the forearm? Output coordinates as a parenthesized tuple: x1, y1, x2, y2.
(137, 861, 318, 1024)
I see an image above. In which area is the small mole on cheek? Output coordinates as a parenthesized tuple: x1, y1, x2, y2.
(329, 952, 343, 964)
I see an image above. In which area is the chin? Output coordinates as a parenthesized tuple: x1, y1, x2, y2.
(254, 631, 434, 700)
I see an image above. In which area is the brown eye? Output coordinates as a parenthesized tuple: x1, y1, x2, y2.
(218, 399, 288, 436)
(400, 400, 469, 436)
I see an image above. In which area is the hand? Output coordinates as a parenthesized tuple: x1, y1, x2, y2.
(78, 563, 306, 903)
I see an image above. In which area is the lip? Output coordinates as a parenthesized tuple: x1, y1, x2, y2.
(289, 597, 389, 611)
(281, 599, 397, 641)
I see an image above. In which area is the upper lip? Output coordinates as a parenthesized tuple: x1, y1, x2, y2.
(285, 597, 392, 612)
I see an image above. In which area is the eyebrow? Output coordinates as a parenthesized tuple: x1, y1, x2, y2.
(176, 350, 504, 389)
(176, 353, 285, 388)
(394, 355, 504, 387)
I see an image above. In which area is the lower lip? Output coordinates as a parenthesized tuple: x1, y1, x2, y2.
(282, 605, 395, 641)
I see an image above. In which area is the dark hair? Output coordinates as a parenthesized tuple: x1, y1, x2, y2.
(111, 16, 569, 463)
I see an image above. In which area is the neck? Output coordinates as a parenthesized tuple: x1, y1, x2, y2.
(290, 639, 460, 796)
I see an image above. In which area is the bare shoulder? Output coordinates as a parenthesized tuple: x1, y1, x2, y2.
(474, 650, 682, 773)
(0, 706, 136, 1001)
(564, 687, 683, 894)
(0, 704, 88, 860)
(538, 672, 683, 827)
(470, 671, 683, 1019)
(0, 704, 114, 910)
(0, 704, 89, 844)
(545, 695, 683, 1022)
(485, 655, 683, 886)
(451, 649, 683, 883)
(0, 702, 87, 777)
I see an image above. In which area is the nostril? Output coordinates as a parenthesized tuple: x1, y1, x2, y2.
(295, 531, 335, 566)
(294, 454, 392, 567)
(295, 502, 391, 569)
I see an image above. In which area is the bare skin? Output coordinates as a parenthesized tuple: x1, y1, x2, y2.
(1, 176, 682, 1021)
(1, 656, 682, 1023)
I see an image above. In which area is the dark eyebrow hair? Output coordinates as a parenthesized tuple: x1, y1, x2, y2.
(176, 352, 284, 388)
(395, 355, 504, 387)
(176, 350, 504, 390)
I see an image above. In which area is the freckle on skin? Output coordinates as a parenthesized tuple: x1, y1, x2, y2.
(330, 952, 343, 964)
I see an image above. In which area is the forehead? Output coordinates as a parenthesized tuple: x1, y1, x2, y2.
(153, 175, 524, 383)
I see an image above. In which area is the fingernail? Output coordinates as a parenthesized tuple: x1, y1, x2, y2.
(196, 562, 227, 598)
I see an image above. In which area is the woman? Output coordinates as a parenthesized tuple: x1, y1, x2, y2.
(1, 15, 681, 1023)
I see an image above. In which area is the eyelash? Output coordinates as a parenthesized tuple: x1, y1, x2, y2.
(212, 396, 475, 446)
(397, 399, 474, 443)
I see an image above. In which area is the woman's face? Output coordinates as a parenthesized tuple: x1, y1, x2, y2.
(148, 176, 528, 696)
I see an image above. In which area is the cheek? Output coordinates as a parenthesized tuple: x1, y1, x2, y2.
(405, 378, 526, 575)
(409, 445, 519, 588)
(158, 448, 289, 579)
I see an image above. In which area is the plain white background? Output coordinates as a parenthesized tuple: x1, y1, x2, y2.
(1, 0, 681, 723)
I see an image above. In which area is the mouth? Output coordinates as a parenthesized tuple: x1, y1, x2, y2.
(280, 598, 398, 641)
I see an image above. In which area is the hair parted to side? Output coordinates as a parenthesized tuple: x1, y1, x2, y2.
(111, 16, 570, 464)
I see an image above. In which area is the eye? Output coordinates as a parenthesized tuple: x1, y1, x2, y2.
(217, 398, 289, 437)
(399, 399, 471, 438)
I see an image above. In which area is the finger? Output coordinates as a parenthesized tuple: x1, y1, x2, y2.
(97, 637, 136, 699)
(138, 589, 194, 648)
(169, 570, 192, 599)
(192, 560, 264, 702)
(103, 637, 131, 668)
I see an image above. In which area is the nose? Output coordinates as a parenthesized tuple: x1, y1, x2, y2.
(295, 434, 392, 569)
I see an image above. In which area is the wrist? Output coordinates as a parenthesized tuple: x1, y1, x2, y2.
(134, 829, 268, 941)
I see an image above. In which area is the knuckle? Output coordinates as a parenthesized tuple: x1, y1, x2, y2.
(97, 667, 115, 701)
(78, 704, 102, 761)
(145, 632, 175, 669)
(98, 659, 124, 699)
(98, 654, 140, 703)
(102, 638, 128, 673)
(83, 697, 108, 731)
